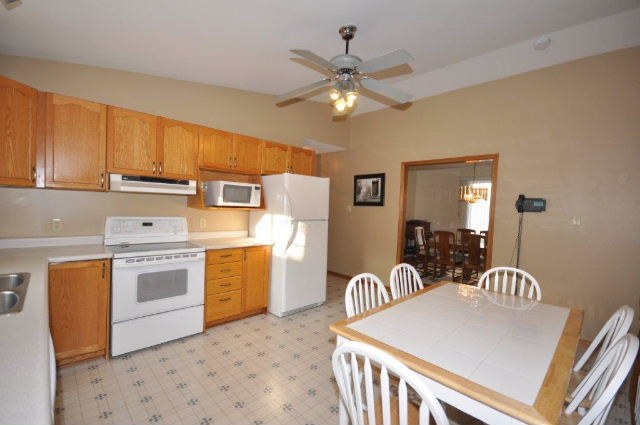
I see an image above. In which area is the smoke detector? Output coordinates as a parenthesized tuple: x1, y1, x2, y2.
(533, 37, 551, 51)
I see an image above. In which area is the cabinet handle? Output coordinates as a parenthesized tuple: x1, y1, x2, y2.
(32, 167, 37, 182)
(100, 173, 105, 188)
(234, 158, 238, 167)
(220, 269, 231, 273)
(159, 162, 163, 175)
(219, 297, 231, 302)
(102, 262, 106, 279)
(152, 161, 157, 174)
(229, 157, 233, 167)
(220, 254, 232, 258)
(220, 283, 231, 287)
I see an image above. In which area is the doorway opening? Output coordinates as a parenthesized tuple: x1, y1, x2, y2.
(396, 154, 498, 285)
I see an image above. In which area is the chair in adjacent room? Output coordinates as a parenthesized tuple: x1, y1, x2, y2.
(477, 266, 542, 301)
(432, 231, 461, 281)
(461, 234, 485, 283)
(390, 263, 424, 300)
(345, 273, 390, 318)
(332, 340, 450, 425)
(562, 334, 639, 425)
(414, 226, 434, 278)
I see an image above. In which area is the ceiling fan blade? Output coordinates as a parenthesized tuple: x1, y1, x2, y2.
(360, 78, 412, 104)
(290, 49, 336, 71)
(276, 79, 331, 103)
(356, 49, 414, 74)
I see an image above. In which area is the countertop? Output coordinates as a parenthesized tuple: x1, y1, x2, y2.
(0, 244, 112, 425)
(190, 237, 272, 250)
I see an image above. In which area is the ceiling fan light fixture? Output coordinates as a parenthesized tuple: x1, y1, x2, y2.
(334, 97, 347, 112)
(328, 88, 340, 101)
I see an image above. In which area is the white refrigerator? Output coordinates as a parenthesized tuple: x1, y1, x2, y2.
(249, 174, 329, 317)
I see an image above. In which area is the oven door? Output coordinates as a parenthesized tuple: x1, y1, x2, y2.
(112, 256, 204, 323)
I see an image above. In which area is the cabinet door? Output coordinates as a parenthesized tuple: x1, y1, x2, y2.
(233, 134, 262, 174)
(244, 246, 271, 311)
(289, 146, 315, 176)
(261, 141, 289, 175)
(198, 127, 234, 171)
(49, 260, 110, 363)
(157, 118, 198, 180)
(0, 75, 37, 186)
(107, 107, 157, 176)
(46, 94, 107, 190)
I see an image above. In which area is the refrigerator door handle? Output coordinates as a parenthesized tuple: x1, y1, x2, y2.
(284, 219, 298, 253)
(284, 188, 294, 219)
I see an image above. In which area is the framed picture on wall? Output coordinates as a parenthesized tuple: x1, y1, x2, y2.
(354, 173, 385, 206)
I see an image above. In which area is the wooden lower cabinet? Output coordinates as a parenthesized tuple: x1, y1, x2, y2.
(205, 245, 271, 327)
(48, 259, 110, 366)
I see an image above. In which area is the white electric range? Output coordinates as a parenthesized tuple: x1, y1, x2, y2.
(105, 217, 205, 356)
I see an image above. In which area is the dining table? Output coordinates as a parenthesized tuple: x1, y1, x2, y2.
(330, 281, 583, 425)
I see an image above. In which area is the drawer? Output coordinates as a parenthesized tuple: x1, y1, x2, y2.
(207, 261, 243, 279)
(207, 248, 243, 265)
(206, 290, 242, 322)
(207, 276, 242, 295)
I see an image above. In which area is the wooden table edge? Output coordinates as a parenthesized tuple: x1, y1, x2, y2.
(329, 281, 584, 425)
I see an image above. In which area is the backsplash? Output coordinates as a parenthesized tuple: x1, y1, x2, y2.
(0, 188, 248, 238)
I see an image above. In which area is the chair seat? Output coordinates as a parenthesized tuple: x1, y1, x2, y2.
(364, 395, 420, 425)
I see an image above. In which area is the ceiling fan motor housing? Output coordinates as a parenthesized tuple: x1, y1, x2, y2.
(329, 54, 362, 70)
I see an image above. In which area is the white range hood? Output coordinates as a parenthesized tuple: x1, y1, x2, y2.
(109, 174, 196, 195)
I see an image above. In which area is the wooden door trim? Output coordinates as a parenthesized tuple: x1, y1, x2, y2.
(395, 153, 499, 269)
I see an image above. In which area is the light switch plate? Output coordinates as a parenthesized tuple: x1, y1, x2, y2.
(51, 218, 62, 232)
(199, 218, 207, 229)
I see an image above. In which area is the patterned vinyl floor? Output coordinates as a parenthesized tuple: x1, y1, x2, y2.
(54, 274, 635, 425)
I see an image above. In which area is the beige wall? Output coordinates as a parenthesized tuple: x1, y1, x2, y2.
(0, 55, 349, 238)
(322, 47, 640, 339)
(0, 188, 246, 237)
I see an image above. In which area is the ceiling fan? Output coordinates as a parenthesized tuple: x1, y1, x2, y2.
(276, 25, 414, 115)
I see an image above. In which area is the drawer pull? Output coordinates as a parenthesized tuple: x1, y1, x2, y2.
(220, 283, 231, 287)
(220, 254, 233, 258)
(219, 297, 231, 302)
(220, 269, 231, 273)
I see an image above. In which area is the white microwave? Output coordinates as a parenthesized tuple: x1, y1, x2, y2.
(204, 180, 262, 207)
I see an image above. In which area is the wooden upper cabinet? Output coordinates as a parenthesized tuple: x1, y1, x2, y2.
(107, 107, 157, 176)
(0, 75, 38, 186)
(49, 259, 110, 364)
(233, 134, 262, 174)
(157, 118, 198, 180)
(261, 141, 290, 175)
(45, 94, 107, 190)
(244, 246, 271, 311)
(289, 146, 315, 176)
(198, 127, 234, 171)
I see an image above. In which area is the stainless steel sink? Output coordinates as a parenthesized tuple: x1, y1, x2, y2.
(0, 273, 29, 315)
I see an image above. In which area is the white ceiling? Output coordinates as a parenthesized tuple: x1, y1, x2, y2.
(1, 0, 639, 115)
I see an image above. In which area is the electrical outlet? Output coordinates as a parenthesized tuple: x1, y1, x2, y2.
(51, 218, 62, 232)
(199, 218, 207, 229)
(572, 215, 582, 226)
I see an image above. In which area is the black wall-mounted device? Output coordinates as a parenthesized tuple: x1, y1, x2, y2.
(515, 194, 546, 213)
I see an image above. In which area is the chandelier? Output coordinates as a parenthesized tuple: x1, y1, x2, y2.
(459, 162, 489, 204)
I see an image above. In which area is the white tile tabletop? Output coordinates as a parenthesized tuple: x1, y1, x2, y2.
(345, 282, 570, 405)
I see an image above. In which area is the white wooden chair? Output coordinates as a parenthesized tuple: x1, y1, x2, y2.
(332, 341, 450, 425)
(390, 263, 424, 300)
(573, 305, 634, 373)
(345, 273, 390, 318)
(562, 334, 638, 425)
(476, 266, 542, 301)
